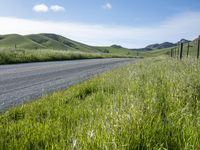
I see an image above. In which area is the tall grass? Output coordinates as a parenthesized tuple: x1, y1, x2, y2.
(0, 58, 200, 149)
(0, 49, 133, 64)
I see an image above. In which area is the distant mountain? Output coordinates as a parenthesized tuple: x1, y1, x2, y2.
(145, 42, 176, 49)
(111, 45, 123, 49)
(176, 39, 191, 45)
(132, 39, 191, 51)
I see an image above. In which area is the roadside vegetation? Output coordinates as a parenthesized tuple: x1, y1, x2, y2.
(1, 57, 199, 149)
(0, 49, 134, 64)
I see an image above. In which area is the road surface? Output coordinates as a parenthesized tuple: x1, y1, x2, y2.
(0, 58, 138, 112)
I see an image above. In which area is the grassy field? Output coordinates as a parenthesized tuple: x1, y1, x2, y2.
(0, 49, 134, 64)
(0, 57, 199, 149)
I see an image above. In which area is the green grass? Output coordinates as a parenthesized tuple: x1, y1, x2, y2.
(1, 57, 200, 149)
(0, 49, 134, 64)
(0, 34, 42, 49)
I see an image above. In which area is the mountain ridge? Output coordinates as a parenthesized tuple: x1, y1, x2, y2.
(132, 38, 191, 51)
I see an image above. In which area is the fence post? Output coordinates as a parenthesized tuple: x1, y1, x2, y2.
(177, 48, 179, 59)
(174, 48, 176, 57)
(187, 42, 190, 58)
(171, 49, 173, 57)
(180, 42, 183, 60)
(197, 36, 200, 59)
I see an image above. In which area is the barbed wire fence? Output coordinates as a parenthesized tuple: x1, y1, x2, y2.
(170, 35, 200, 60)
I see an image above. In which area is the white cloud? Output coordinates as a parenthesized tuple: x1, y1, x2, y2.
(0, 11, 200, 48)
(103, 3, 112, 10)
(33, 4, 49, 13)
(50, 5, 65, 12)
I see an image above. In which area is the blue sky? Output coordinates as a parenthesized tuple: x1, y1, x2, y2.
(0, 0, 200, 47)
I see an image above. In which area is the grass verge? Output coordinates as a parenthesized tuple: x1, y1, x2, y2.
(0, 49, 134, 65)
(0, 57, 200, 149)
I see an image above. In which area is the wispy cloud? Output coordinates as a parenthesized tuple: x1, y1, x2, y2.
(103, 2, 112, 10)
(50, 5, 65, 12)
(0, 11, 200, 48)
(33, 4, 49, 13)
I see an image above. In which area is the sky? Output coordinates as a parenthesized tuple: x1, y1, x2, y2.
(0, 0, 200, 48)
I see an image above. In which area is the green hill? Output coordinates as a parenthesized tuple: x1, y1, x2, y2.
(0, 34, 42, 49)
(0, 33, 136, 55)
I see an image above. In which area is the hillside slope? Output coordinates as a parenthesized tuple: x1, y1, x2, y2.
(0, 33, 135, 55)
(0, 34, 42, 49)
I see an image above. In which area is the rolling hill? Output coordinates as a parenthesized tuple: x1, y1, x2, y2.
(0, 34, 42, 49)
(0, 33, 136, 55)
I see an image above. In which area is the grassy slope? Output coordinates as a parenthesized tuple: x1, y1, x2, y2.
(1, 58, 199, 149)
(40, 33, 101, 53)
(26, 34, 69, 50)
(0, 33, 135, 54)
(0, 34, 42, 49)
(0, 34, 137, 64)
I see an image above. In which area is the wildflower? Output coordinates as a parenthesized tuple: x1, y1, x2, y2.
(72, 139, 77, 150)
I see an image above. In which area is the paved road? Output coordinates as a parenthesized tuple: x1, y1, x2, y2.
(0, 58, 138, 112)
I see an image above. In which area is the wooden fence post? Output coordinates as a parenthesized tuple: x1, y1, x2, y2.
(171, 49, 173, 57)
(180, 42, 183, 60)
(197, 36, 200, 59)
(187, 42, 190, 58)
(174, 48, 176, 57)
(177, 48, 179, 59)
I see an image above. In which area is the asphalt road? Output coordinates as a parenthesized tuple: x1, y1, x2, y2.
(0, 58, 138, 112)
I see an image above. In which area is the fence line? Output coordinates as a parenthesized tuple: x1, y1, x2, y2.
(197, 35, 200, 59)
(170, 35, 200, 59)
